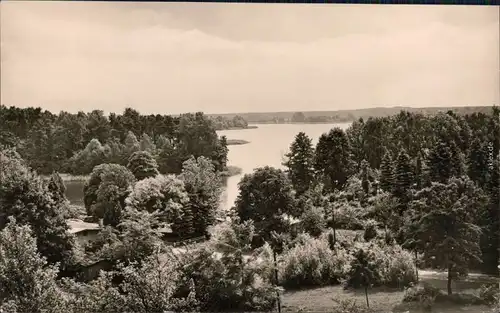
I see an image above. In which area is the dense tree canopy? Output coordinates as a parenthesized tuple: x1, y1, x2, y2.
(0, 106, 230, 176)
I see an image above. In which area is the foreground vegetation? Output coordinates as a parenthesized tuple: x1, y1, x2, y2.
(0, 105, 499, 312)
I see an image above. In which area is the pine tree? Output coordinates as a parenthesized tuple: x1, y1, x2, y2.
(379, 149, 395, 193)
(414, 152, 423, 190)
(394, 149, 413, 201)
(314, 127, 354, 191)
(427, 139, 454, 183)
(410, 181, 483, 295)
(346, 249, 379, 308)
(283, 132, 315, 195)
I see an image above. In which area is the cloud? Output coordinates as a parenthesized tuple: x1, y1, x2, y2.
(1, 3, 498, 114)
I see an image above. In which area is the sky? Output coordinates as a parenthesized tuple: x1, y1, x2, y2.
(1, 2, 499, 115)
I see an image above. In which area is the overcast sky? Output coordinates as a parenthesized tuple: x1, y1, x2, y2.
(1, 2, 498, 115)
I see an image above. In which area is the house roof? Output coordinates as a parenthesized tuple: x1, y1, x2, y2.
(67, 219, 101, 234)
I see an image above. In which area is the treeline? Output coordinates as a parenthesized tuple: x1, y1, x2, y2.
(0, 105, 229, 175)
(208, 115, 249, 130)
(213, 105, 494, 124)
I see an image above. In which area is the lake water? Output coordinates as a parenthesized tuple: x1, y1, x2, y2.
(64, 123, 351, 210)
(217, 123, 351, 210)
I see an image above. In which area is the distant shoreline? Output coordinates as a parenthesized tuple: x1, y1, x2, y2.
(251, 122, 349, 125)
(226, 139, 250, 146)
(217, 125, 258, 131)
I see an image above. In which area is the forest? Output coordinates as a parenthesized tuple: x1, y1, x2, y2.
(0, 105, 234, 176)
(0, 105, 499, 313)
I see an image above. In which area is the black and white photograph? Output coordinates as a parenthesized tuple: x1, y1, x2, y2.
(0, 2, 499, 312)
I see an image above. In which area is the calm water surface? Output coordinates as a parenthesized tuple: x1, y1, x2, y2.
(218, 123, 351, 210)
(65, 123, 351, 210)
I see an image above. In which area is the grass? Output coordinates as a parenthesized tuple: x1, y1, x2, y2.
(281, 277, 495, 313)
(226, 139, 250, 146)
(282, 285, 405, 312)
(282, 285, 493, 313)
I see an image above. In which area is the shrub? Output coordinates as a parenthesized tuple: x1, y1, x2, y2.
(279, 234, 352, 289)
(344, 241, 417, 289)
(300, 206, 326, 237)
(379, 244, 418, 288)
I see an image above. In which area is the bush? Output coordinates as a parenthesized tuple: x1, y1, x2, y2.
(379, 244, 417, 288)
(279, 234, 352, 289)
(344, 241, 417, 289)
(278, 230, 416, 290)
(300, 206, 326, 237)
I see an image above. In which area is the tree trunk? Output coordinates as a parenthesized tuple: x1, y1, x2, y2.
(332, 211, 336, 245)
(273, 251, 281, 313)
(365, 286, 369, 308)
(414, 250, 419, 282)
(447, 263, 453, 295)
(333, 226, 336, 245)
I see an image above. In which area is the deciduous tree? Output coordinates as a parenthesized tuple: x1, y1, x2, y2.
(127, 150, 159, 181)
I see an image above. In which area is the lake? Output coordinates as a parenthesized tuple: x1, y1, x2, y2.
(64, 123, 351, 210)
(217, 123, 351, 210)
